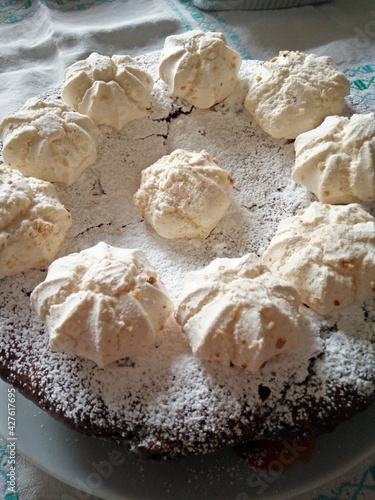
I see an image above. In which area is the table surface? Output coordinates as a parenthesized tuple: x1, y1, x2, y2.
(0, 1, 374, 499)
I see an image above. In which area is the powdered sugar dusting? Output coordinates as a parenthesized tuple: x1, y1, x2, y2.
(0, 52, 374, 459)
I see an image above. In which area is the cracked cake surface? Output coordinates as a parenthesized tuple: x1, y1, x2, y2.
(0, 51, 374, 460)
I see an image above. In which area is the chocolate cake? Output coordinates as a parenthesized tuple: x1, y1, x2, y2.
(0, 52, 374, 460)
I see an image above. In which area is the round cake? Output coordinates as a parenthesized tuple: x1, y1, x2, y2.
(0, 51, 374, 460)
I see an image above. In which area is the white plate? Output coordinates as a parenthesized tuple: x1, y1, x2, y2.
(0, 379, 374, 500)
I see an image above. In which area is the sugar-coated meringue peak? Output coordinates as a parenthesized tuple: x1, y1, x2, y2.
(31, 242, 174, 368)
(0, 165, 72, 278)
(175, 253, 301, 372)
(159, 31, 242, 108)
(133, 149, 234, 239)
(245, 50, 350, 139)
(0, 98, 99, 186)
(262, 202, 375, 315)
(293, 113, 375, 204)
(62, 52, 154, 129)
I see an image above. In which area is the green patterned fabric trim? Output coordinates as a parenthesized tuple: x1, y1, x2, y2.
(344, 64, 375, 102)
(0, 0, 39, 24)
(0, 0, 117, 24)
(314, 464, 375, 500)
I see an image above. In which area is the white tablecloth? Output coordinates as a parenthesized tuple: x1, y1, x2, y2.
(0, 1, 374, 499)
(1, 0, 375, 121)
